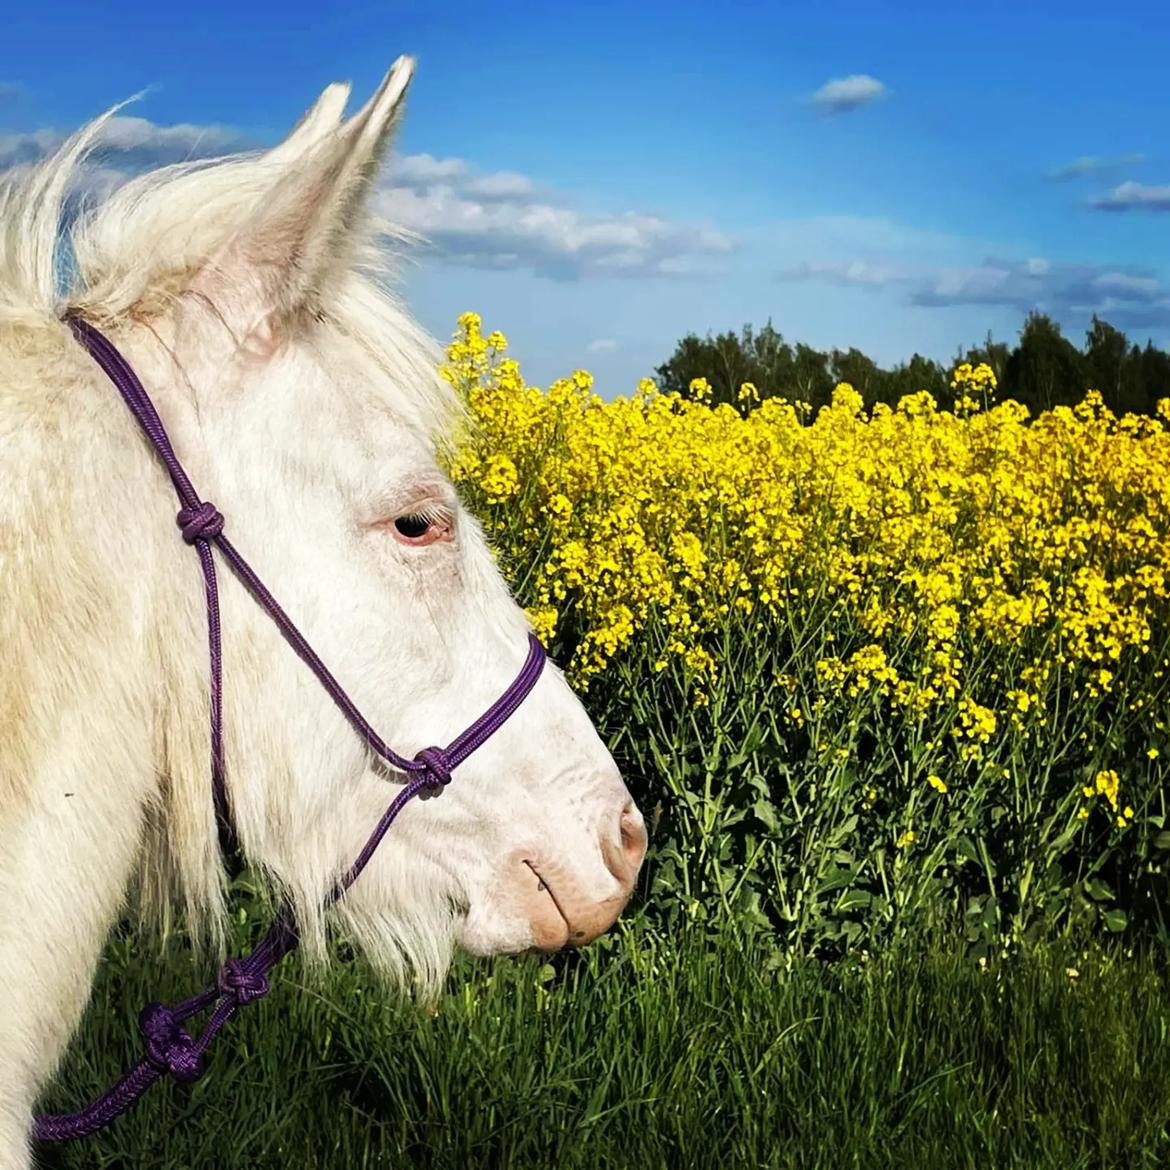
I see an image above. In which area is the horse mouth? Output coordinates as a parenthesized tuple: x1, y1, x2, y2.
(522, 859, 578, 948)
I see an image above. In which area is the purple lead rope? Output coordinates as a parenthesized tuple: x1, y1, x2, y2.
(33, 315, 546, 1143)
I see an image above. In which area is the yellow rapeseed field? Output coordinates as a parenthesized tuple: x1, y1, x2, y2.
(444, 313, 1169, 710)
(442, 313, 1169, 946)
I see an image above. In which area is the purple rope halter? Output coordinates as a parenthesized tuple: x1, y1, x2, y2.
(33, 315, 546, 1143)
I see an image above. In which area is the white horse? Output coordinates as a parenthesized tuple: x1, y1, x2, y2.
(0, 58, 646, 1168)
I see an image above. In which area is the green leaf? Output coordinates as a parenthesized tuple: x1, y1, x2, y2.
(1103, 908, 1128, 932)
(820, 867, 859, 894)
(753, 800, 780, 833)
(836, 889, 872, 913)
(954, 836, 981, 865)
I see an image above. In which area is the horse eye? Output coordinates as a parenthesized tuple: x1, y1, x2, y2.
(394, 514, 432, 539)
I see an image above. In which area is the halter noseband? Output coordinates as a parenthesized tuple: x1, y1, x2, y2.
(33, 314, 546, 1143)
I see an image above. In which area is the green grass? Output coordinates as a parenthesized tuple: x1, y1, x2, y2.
(37, 918, 1170, 1170)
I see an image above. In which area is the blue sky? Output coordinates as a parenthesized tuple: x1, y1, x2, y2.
(2, 0, 1168, 391)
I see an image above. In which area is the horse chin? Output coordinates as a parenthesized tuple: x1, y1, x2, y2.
(454, 854, 571, 956)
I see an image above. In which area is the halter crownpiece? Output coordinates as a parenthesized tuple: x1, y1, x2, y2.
(33, 313, 547, 1143)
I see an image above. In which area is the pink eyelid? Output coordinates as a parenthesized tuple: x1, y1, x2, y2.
(373, 509, 455, 547)
(398, 517, 453, 546)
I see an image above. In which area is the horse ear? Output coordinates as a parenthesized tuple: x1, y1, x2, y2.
(264, 81, 352, 167)
(194, 57, 414, 343)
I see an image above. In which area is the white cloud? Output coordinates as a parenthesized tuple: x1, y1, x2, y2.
(0, 116, 248, 172)
(97, 115, 244, 156)
(809, 74, 888, 115)
(586, 338, 617, 353)
(1091, 180, 1170, 212)
(375, 156, 736, 279)
(1050, 153, 1146, 180)
(393, 153, 469, 184)
(0, 127, 60, 167)
(783, 253, 1170, 328)
(464, 171, 534, 199)
(0, 116, 737, 282)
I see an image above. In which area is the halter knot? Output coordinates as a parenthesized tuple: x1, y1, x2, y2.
(138, 1003, 204, 1083)
(177, 501, 224, 544)
(414, 746, 453, 788)
(217, 959, 269, 1006)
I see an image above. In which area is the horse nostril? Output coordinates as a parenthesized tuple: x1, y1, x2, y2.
(612, 799, 647, 880)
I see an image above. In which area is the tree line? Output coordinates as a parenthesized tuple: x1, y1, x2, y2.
(655, 311, 1170, 418)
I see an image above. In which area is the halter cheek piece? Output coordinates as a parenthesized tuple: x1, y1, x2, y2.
(33, 314, 546, 1143)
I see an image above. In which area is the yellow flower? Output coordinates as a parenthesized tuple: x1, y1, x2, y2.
(545, 493, 573, 522)
(525, 605, 558, 645)
(896, 830, 917, 849)
(927, 774, 948, 794)
(479, 454, 520, 501)
(688, 376, 712, 403)
(831, 382, 864, 414)
(1093, 769, 1120, 812)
